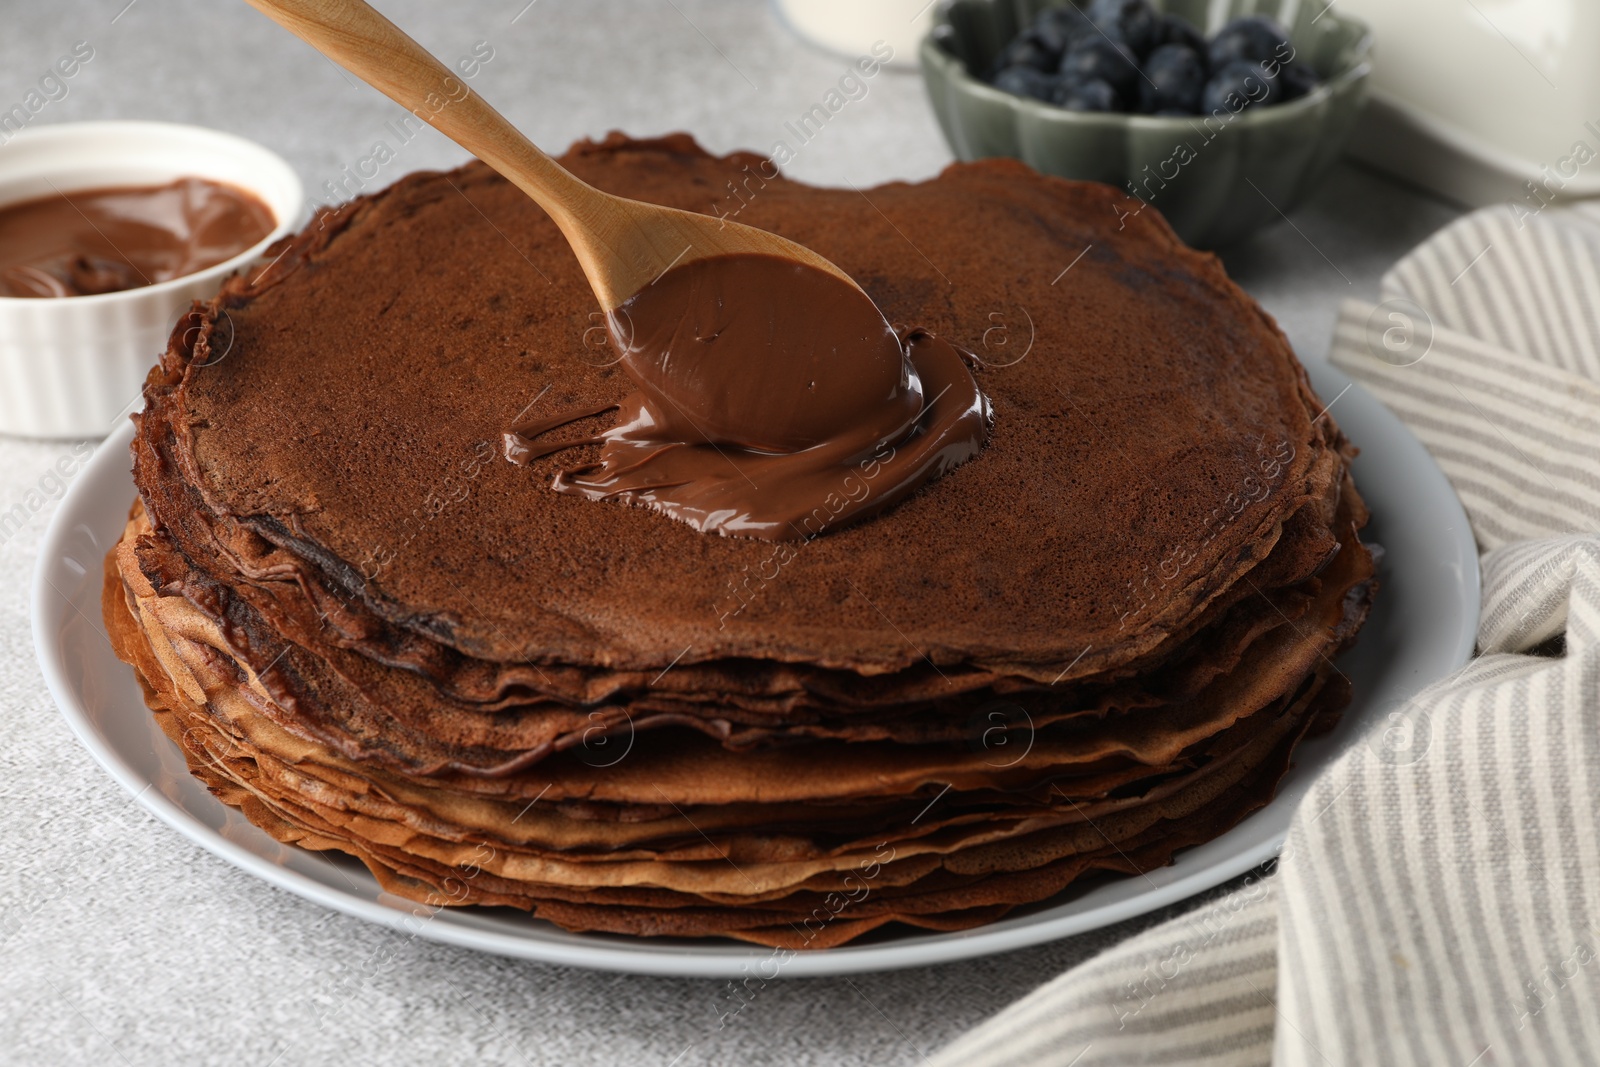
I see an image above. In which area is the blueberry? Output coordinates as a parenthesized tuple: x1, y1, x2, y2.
(1086, 0, 1159, 58)
(1059, 36, 1140, 98)
(1032, 5, 1095, 54)
(1155, 12, 1206, 55)
(991, 31, 1061, 75)
(1201, 59, 1282, 114)
(993, 64, 1059, 101)
(1207, 15, 1291, 68)
(1276, 59, 1318, 100)
(1054, 77, 1123, 112)
(1139, 43, 1205, 113)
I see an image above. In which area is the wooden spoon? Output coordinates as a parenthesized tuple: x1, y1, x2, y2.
(241, 0, 860, 309)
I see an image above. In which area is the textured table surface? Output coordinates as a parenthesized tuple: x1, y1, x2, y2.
(0, 2, 1460, 1064)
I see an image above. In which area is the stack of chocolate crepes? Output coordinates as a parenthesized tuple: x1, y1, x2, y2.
(104, 135, 1374, 948)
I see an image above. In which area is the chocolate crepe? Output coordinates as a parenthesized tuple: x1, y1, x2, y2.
(105, 134, 1375, 946)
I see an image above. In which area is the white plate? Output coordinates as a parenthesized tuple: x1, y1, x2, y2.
(32, 359, 1478, 978)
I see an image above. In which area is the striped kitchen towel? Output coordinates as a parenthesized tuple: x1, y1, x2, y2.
(930, 202, 1600, 1067)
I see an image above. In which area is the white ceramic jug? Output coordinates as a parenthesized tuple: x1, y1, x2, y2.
(1337, 0, 1600, 207)
(772, 0, 933, 68)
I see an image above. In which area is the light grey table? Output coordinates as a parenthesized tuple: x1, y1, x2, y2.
(0, 2, 1460, 1064)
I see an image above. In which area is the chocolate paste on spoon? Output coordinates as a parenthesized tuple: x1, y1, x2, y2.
(504, 252, 990, 541)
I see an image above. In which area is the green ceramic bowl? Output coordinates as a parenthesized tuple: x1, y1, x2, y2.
(920, 0, 1373, 247)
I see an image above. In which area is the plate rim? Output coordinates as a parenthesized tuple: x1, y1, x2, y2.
(31, 359, 1480, 978)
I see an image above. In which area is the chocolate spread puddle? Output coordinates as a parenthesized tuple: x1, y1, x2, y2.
(503, 252, 990, 540)
(0, 177, 275, 298)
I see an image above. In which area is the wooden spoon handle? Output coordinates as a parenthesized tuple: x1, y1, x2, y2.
(242, 0, 603, 238)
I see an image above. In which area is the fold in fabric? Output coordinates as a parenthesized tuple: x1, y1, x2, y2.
(931, 203, 1600, 1067)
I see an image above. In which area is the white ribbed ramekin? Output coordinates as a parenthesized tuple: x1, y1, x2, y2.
(0, 121, 303, 439)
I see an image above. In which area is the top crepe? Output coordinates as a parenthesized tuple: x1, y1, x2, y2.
(137, 133, 1336, 687)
